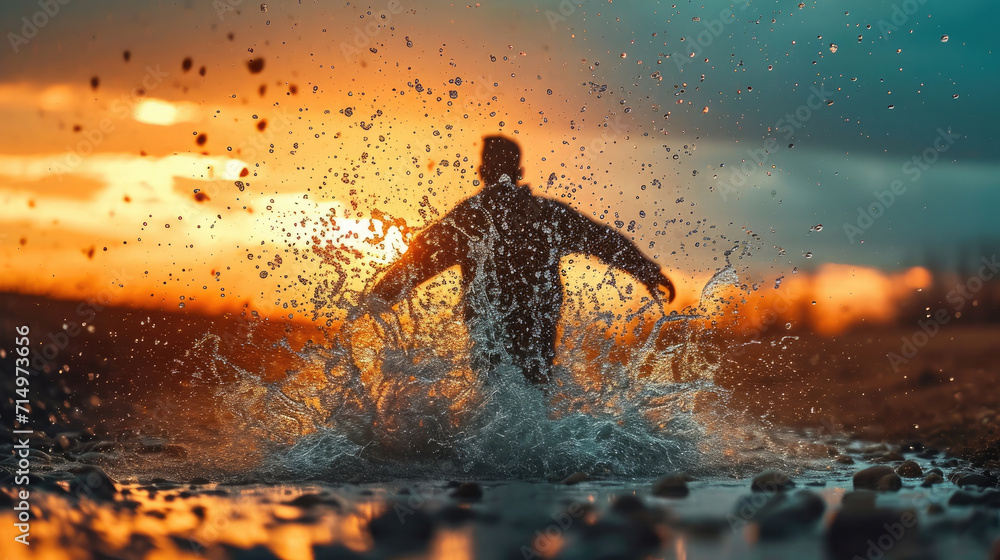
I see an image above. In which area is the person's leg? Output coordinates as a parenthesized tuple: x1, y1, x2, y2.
(512, 301, 559, 386)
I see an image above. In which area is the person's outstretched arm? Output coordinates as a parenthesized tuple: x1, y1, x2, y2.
(550, 200, 675, 302)
(369, 218, 462, 306)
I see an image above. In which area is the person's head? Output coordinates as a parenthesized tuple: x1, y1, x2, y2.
(478, 134, 523, 186)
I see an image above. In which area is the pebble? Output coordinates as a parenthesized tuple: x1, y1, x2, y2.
(222, 545, 281, 560)
(878, 473, 903, 492)
(928, 509, 1000, 537)
(751, 470, 795, 492)
(948, 490, 1000, 508)
(874, 451, 906, 463)
(311, 544, 364, 559)
(578, 517, 661, 554)
(69, 466, 117, 501)
(922, 473, 944, 487)
(610, 494, 645, 515)
(368, 506, 436, 552)
(286, 493, 340, 509)
(436, 503, 476, 524)
(841, 491, 877, 510)
(895, 460, 923, 478)
(138, 436, 168, 453)
(826, 507, 919, 559)
(560, 472, 590, 485)
(853, 466, 902, 492)
(956, 473, 996, 488)
(756, 490, 826, 539)
(450, 482, 483, 501)
(652, 474, 690, 498)
(672, 517, 729, 539)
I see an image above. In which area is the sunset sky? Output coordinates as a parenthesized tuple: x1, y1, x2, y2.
(0, 1, 995, 324)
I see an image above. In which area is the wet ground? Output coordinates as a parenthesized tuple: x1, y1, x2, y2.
(2, 293, 999, 558)
(2, 448, 999, 559)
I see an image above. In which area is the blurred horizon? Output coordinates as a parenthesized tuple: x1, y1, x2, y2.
(1, 0, 997, 323)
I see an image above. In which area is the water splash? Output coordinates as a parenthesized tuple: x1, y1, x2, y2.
(163, 258, 769, 482)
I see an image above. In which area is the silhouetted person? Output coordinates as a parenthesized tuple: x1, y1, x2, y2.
(369, 135, 675, 386)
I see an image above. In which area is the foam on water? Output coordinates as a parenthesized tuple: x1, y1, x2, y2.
(158, 259, 798, 483)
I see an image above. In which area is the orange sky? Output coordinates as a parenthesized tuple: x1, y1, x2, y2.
(0, 2, 939, 334)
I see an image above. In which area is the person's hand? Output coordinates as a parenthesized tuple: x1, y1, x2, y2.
(650, 275, 676, 305)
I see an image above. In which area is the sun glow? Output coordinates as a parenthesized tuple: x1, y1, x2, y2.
(133, 99, 202, 126)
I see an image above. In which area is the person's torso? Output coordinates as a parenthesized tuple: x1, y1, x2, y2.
(455, 184, 564, 308)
